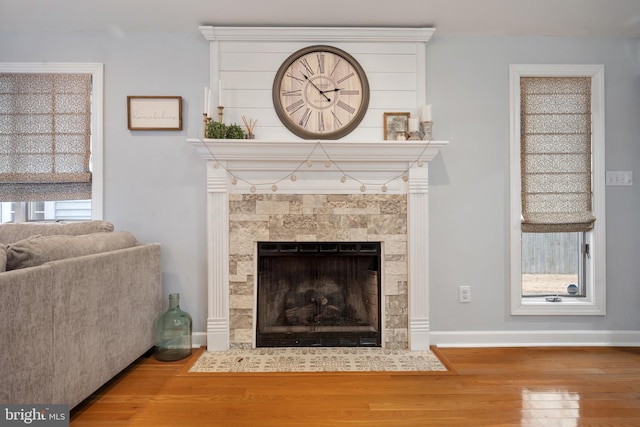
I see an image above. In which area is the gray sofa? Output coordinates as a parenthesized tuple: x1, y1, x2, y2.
(0, 221, 162, 408)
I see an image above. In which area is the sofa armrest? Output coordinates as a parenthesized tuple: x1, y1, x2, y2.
(50, 243, 162, 408)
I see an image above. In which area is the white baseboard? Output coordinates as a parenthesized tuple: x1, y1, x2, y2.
(430, 330, 640, 348)
(192, 330, 640, 349)
(192, 332, 208, 349)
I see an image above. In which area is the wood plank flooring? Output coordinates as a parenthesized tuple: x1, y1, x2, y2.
(70, 346, 640, 426)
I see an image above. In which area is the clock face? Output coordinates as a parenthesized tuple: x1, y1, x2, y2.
(273, 45, 369, 139)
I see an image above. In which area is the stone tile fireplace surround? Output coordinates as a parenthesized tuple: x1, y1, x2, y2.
(189, 139, 447, 351)
(235, 193, 403, 348)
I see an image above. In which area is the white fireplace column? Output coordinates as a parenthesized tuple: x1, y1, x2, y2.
(408, 165, 431, 350)
(206, 162, 230, 351)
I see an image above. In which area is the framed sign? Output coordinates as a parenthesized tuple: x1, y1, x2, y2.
(127, 96, 182, 130)
(383, 112, 410, 140)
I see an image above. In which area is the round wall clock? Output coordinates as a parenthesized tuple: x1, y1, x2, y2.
(272, 45, 369, 140)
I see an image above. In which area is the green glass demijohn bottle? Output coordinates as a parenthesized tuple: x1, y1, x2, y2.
(154, 293, 192, 361)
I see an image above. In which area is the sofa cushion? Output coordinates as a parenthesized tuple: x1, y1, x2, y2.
(6, 231, 138, 271)
(0, 220, 114, 245)
(0, 244, 6, 273)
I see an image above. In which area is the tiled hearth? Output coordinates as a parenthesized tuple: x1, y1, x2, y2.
(189, 139, 447, 351)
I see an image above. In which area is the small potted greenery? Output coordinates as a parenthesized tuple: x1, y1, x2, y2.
(225, 123, 245, 139)
(205, 121, 227, 139)
(205, 122, 247, 139)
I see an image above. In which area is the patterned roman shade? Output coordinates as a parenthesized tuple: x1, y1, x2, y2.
(520, 76, 595, 233)
(0, 73, 92, 202)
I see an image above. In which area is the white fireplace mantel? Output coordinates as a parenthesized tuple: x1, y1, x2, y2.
(188, 138, 447, 194)
(189, 138, 448, 351)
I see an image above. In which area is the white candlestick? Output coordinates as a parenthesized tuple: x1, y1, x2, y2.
(408, 118, 418, 132)
(204, 87, 210, 115)
(218, 79, 223, 106)
(420, 104, 432, 122)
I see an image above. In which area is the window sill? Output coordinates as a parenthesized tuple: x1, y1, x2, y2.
(511, 296, 606, 316)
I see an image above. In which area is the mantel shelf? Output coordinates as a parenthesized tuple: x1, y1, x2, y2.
(187, 138, 448, 164)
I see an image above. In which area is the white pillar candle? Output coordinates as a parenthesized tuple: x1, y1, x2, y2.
(204, 86, 210, 115)
(408, 118, 418, 132)
(218, 79, 223, 106)
(420, 104, 432, 122)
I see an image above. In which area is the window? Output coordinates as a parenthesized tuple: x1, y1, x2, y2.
(509, 64, 606, 315)
(0, 62, 103, 222)
(1, 200, 92, 223)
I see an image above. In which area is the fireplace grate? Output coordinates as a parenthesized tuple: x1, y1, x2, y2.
(257, 332, 380, 348)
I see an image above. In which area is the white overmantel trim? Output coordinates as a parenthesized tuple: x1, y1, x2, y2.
(199, 26, 435, 43)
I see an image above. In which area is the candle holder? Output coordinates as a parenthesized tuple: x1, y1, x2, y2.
(407, 131, 420, 140)
(420, 121, 433, 140)
(217, 106, 224, 124)
(203, 113, 212, 138)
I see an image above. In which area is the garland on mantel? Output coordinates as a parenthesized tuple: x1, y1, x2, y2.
(199, 139, 432, 193)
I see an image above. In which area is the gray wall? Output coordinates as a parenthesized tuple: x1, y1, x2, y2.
(2, 31, 639, 338)
(428, 35, 640, 333)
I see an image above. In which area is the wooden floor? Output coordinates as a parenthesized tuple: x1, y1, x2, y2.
(70, 346, 640, 426)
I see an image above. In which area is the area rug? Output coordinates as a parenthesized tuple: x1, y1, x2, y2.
(187, 347, 448, 373)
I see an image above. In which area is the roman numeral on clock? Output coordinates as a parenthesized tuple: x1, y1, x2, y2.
(282, 90, 302, 97)
(337, 72, 354, 84)
(317, 54, 325, 74)
(299, 108, 311, 127)
(337, 100, 356, 114)
(329, 59, 341, 77)
(286, 73, 304, 84)
(300, 58, 314, 76)
(330, 110, 343, 127)
(286, 99, 304, 114)
(318, 111, 325, 132)
(340, 90, 359, 96)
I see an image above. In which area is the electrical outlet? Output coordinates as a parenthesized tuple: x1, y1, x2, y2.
(459, 285, 471, 303)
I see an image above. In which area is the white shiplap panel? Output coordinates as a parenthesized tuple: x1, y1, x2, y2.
(369, 91, 418, 110)
(219, 51, 418, 74)
(369, 72, 417, 91)
(356, 54, 417, 73)
(223, 89, 273, 109)
(220, 109, 390, 140)
(221, 87, 417, 111)
(220, 52, 285, 72)
(220, 71, 418, 92)
(219, 71, 275, 90)
(211, 35, 426, 140)
(219, 40, 418, 55)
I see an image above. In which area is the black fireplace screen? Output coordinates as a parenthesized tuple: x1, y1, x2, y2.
(256, 242, 381, 347)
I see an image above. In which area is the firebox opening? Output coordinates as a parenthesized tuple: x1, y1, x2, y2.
(256, 242, 382, 347)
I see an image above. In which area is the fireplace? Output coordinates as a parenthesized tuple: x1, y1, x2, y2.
(188, 138, 447, 351)
(256, 242, 381, 347)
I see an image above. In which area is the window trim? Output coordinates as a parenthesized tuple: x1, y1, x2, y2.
(0, 62, 104, 220)
(509, 64, 606, 316)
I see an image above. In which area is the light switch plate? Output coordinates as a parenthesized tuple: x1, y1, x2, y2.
(606, 171, 633, 186)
